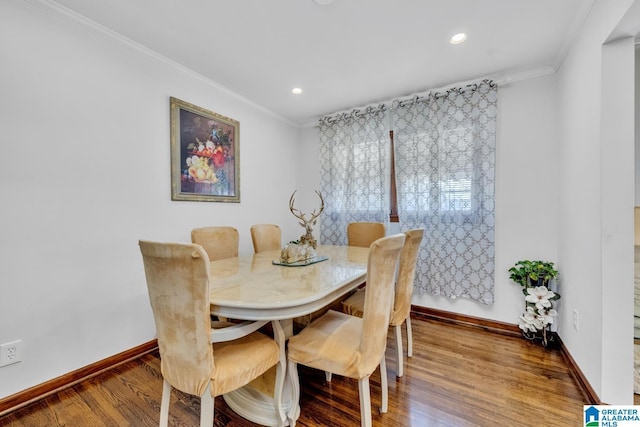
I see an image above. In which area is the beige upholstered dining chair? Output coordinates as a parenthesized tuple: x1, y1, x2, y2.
(191, 226, 239, 261)
(139, 240, 286, 427)
(342, 228, 424, 378)
(286, 234, 406, 427)
(347, 222, 386, 247)
(191, 226, 239, 323)
(250, 224, 282, 253)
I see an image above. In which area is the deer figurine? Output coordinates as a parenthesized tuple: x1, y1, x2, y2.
(289, 189, 324, 249)
(280, 190, 325, 263)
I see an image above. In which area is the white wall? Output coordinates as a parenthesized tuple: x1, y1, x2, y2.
(292, 126, 323, 222)
(557, 0, 636, 404)
(601, 35, 635, 404)
(0, 1, 301, 398)
(635, 47, 640, 205)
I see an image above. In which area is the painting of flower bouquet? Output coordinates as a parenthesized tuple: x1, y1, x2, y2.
(170, 97, 240, 202)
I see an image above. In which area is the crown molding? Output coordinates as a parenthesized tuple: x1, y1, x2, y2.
(22, 0, 299, 128)
(552, 0, 597, 71)
(23, 0, 573, 131)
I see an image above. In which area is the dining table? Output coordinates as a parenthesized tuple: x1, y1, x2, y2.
(208, 244, 369, 426)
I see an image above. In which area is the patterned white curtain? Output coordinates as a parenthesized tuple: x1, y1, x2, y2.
(393, 80, 497, 304)
(318, 107, 390, 245)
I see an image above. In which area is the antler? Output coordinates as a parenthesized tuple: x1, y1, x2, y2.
(289, 190, 306, 224)
(289, 190, 325, 225)
(308, 190, 325, 224)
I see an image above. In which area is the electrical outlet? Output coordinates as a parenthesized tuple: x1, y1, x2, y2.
(0, 340, 22, 367)
(573, 309, 579, 332)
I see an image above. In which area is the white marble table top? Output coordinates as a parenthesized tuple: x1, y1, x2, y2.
(209, 245, 369, 321)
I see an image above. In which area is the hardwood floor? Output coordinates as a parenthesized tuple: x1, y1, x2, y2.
(0, 314, 591, 426)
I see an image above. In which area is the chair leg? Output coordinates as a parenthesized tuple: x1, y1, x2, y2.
(159, 379, 171, 427)
(406, 317, 413, 358)
(379, 355, 388, 414)
(394, 324, 403, 378)
(287, 360, 301, 427)
(325, 371, 332, 382)
(357, 376, 372, 427)
(199, 383, 214, 427)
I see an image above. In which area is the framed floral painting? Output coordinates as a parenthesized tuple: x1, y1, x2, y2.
(170, 97, 240, 202)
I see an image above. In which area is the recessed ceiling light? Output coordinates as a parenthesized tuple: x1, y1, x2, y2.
(450, 33, 467, 45)
(314, 0, 333, 5)
(292, 87, 303, 95)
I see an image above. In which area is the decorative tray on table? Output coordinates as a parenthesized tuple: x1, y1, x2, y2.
(272, 255, 328, 267)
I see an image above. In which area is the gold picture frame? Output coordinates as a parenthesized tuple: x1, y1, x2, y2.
(170, 97, 240, 202)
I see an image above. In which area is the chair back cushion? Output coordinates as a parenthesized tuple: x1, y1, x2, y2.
(347, 222, 386, 248)
(191, 226, 239, 261)
(250, 224, 282, 253)
(139, 241, 214, 397)
(359, 233, 405, 373)
(390, 228, 425, 325)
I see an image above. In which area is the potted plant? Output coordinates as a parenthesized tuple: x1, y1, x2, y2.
(508, 260, 560, 347)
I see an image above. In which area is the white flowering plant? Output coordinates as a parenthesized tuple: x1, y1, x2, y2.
(508, 260, 560, 347)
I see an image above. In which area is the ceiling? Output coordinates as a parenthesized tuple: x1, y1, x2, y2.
(48, 0, 594, 126)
